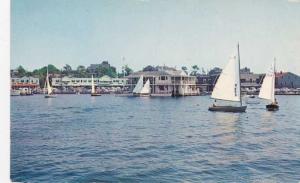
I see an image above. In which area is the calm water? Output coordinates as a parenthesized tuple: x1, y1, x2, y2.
(11, 95, 300, 183)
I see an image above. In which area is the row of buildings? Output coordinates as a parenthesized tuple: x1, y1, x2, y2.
(11, 66, 300, 96)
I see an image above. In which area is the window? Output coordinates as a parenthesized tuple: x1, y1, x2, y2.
(161, 76, 166, 80)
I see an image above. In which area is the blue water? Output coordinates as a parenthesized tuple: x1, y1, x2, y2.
(11, 95, 300, 182)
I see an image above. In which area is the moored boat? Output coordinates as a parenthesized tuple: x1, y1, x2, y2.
(150, 93, 172, 97)
(44, 66, 57, 98)
(91, 75, 101, 96)
(132, 75, 151, 97)
(11, 89, 21, 96)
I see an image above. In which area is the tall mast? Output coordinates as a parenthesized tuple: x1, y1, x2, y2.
(46, 65, 49, 89)
(237, 43, 242, 106)
(273, 57, 276, 102)
(274, 57, 276, 75)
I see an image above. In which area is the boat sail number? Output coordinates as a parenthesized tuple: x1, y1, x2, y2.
(234, 83, 237, 96)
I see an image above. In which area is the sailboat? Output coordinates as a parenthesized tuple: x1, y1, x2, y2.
(140, 79, 151, 96)
(258, 59, 279, 111)
(208, 44, 247, 112)
(91, 75, 101, 96)
(44, 66, 56, 98)
(132, 75, 151, 97)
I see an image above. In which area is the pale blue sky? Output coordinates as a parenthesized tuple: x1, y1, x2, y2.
(11, 0, 300, 74)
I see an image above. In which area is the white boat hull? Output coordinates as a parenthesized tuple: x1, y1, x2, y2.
(150, 93, 172, 97)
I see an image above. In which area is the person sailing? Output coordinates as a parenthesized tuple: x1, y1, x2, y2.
(213, 99, 217, 107)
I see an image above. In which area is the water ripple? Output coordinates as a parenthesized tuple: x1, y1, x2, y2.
(11, 95, 300, 182)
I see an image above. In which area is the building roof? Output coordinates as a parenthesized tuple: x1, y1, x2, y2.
(127, 70, 188, 78)
(11, 76, 39, 80)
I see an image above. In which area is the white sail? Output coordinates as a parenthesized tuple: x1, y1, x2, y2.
(259, 62, 275, 102)
(91, 75, 95, 94)
(46, 68, 52, 94)
(133, 75, 144, 93)
(211, 55, 241, 102)
(140, 79, 151, 94)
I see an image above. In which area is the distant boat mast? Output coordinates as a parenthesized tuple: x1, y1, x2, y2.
(237, 43, 242, 107)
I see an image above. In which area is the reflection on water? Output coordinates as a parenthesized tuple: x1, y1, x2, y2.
(46, 97, 53, 106)
(212, 112, 240, 145)
(11, 95, 300, 183)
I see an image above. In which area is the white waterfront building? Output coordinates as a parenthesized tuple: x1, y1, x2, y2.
(127, 68, 199, 96)
(51, 75, 127, 87)
(11, 76, 40, 86)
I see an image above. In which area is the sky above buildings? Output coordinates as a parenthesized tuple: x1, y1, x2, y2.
(11, 0, 300, 74)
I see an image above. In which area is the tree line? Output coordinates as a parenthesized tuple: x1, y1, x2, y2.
(141, 65, 208, 76)
(12, 63, 134, 87)
(12, 64, 134, 78)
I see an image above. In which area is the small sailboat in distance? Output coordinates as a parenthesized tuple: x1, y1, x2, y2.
(91, 75, 101, 96)
(258, 59, 279, 111)
(132, 75, 150, 97)
(139, 79, 151, 97)
(44, 66, 57, 98)
(208, 43, 247, 112)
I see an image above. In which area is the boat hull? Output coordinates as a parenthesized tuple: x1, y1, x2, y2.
(208, 105, 247, 112)
(91, 93, 101, 96)
(150, 93, 172, 97)
(44, 94, 57, 98)
(266, 104, 279, 111)
(11, 91, 21, 96)
(133, 93, 150, 97)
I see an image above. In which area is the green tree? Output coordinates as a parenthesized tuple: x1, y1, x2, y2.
(47, 64, 60, 73)
(16, 65, 26, 76)
(190, 65, 200, 76)
(63, 64, 72, 75)
(95, 65, 117, 78)
(76, 65, 87, 77)
(32, 65, 60, 87)
(192, 65, 199, 71)
(124, 65, 133, 76)
(181, 66, 188, 74)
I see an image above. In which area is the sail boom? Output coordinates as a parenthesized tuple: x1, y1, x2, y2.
(210, 96, 241, 102)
